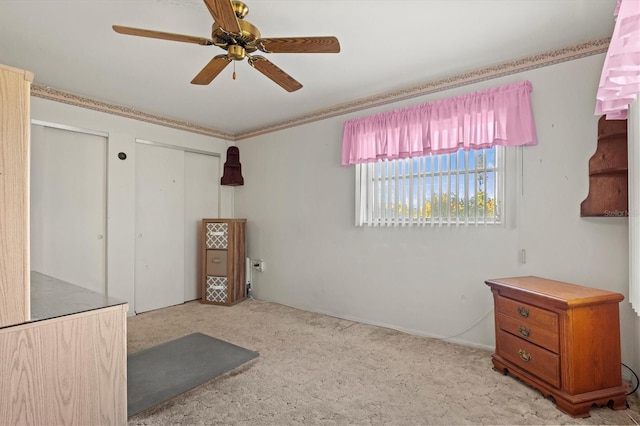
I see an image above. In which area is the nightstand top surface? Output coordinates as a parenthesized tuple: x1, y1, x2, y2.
(485, 276, 624, 307)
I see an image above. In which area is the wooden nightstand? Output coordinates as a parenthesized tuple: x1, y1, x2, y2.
(485, 276, 627, 418)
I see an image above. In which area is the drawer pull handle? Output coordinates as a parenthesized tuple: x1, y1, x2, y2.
(518, 326, 530, 337)
(211, 258, 223, 263)
(517, 307, 530, 318)
(518, 349, 532, 362)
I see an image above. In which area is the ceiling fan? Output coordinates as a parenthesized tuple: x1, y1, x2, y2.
(113, 0, 340, 92)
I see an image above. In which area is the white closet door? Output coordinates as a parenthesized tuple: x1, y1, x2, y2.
(135, 143, 185, 313)
(184, 151, 220, 301)
(30, 125, 107, 294)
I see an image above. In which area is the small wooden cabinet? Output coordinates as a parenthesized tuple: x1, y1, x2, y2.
(485, 276, 626, 418)
(201, 218, 246, 305)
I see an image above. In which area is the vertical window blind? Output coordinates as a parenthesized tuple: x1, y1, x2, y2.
(356, 147, 503, 227)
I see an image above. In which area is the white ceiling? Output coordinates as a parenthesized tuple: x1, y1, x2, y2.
(0, 0, 618, 138)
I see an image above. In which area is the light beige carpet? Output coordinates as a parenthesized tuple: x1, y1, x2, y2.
(127, 299, 640, 425)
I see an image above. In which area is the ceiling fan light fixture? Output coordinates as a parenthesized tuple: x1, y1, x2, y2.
(228, 44, 246, 60)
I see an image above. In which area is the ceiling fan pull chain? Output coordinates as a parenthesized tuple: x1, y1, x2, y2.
(233, 61, 236, 80)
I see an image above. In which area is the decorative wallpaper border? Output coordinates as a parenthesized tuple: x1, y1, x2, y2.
(31, 38, 610, 142)
(30, 85, 235, 140)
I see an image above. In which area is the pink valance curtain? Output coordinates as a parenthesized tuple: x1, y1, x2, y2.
(595, 0, 640, 119)
(341, 80, 537, 166)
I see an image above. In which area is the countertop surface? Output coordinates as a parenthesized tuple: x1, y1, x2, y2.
(29, 271, 126, 322)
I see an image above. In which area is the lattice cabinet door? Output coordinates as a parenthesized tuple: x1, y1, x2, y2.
(201, 219, 246, 305)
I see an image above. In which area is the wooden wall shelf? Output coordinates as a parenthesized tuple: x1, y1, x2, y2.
(580, 117, 628, 217)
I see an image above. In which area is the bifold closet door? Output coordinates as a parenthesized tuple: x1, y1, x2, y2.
(30, 125, 107, 294)
(135, 143, 185, 313)
(184, 151, 219, 301)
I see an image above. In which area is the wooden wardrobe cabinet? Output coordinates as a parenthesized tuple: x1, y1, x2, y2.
(0, 63, 127, 424)
(0, 64, 32, 328)
(201, 218, 246, 305)
(485, 276, 626, 418)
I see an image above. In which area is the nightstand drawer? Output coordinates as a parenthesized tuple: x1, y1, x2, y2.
(497, 329, 560, 388)
(496, 295, 558, 333)
(497, 313, 559, 353)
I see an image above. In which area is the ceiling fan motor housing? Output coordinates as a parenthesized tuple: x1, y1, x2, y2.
(211, 19, 261, 55)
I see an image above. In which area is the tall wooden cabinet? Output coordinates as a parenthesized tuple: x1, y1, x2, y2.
(485, 276, 627, 418)
(201, 218, 247, 305)
(0, 64, 127, 424)
(0, 64, 32, 328)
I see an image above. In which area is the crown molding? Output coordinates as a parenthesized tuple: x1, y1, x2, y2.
(235, 38, 610, 140)
(30, 85, 235, 140)
(30, 38, 609, 142)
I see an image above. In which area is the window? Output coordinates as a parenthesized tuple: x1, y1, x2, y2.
(355, 146, 504, 227)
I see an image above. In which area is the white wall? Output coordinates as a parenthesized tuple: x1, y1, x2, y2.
(30, 98, 234, 309)
(629, 100, 640, 388)
(235, 53, 634, 367)
(27, 53, 635, 370)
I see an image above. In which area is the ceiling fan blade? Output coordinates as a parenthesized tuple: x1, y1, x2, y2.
(249, 56, 302, 92)
(257, 37, 340, 53)
(113, 25, 213, 45)
(203, 0, 241, 34)
(191, 55, 232, 85)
